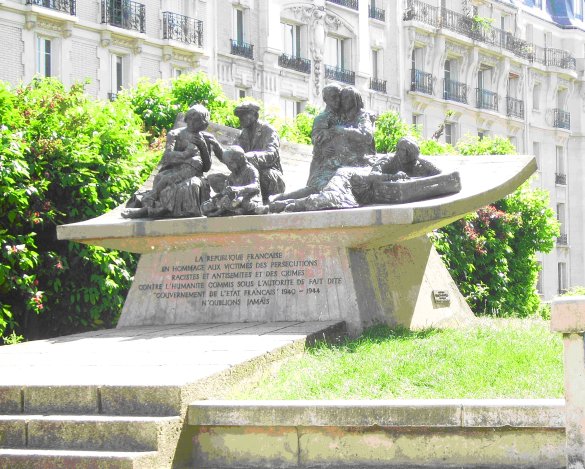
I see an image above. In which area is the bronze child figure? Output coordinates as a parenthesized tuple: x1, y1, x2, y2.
(202, 146, 266, 217)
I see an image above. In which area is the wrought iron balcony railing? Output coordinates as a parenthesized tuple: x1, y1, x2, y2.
(555, 173, 567, 185)
(278, 53, 311, 74)
(107, 92, 118, 101)
(101, 0, 145, 33)
(443, 78, 467, 104)
(369, 4, 385, 21)
(476, 88, 498, 111)
(162, 12, 203, 47)
(403, 0, 439, 25)
(230, 39, 254, 59)
(325, 65, 355, 84)
(404, 0, 573, 66)
(552, 108, 571, 130)
(411, 69, 433, 95)
(26, 0, 75, 15)
(506, 97, 524, 119)
(327, 0, 359, 10)
(529, 46, 577, 70)
(557, 233, 568, 246)
(370, 77, 387, 93)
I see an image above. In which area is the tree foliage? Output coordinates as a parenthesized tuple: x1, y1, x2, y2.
(119, 72, 239, 140)
(429, 136, 558, 316)
(0, 78, 154, 341)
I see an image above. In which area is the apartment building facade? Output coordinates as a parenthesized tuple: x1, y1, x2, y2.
(0, 0, 583, 300)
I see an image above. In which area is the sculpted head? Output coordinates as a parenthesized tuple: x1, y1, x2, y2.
(396, 137, 420, 170)
(322, 84, 342, 112)
(223, 145, 247, 172)
(340, 87, 364, 114)
(184, 104, 210, 132)
(234, 101, 260, 129)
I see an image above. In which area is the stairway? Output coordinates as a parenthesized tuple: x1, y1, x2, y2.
(0, 384, 183, 468)
(0, 321, 346, 468)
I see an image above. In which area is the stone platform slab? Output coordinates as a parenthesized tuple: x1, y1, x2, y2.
(0, 321, 343, 388)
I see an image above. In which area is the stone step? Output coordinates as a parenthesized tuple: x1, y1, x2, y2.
(0, 415, 181, 452)
(0, 384, 184, 416)
(0, 448, 158, 469)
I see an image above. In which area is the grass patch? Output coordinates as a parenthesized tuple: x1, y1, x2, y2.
(229, 318, 563, 400)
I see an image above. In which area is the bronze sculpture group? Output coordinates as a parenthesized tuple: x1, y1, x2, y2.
(122, 86, 460, 220)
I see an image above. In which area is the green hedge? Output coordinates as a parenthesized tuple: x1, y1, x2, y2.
(0, 78, 155, 341)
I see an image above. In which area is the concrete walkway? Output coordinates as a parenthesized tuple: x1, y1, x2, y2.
(0, 321, 344, 387)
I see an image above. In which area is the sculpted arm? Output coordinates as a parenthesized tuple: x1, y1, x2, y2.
(418, 159, 442, 176)
(245, 129, 280, 169)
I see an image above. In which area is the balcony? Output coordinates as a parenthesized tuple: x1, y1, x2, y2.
(403, 0, 439, 26)
(278, 53, 311, 74)
(552, 108, 570, 130)
(26, 0, 75, 15)
(555, 173, 567, 185)
(476, 88, 498, 111)
(101, 0, 145, 33)
(162, 12, 203, 47)
(403, 0, 553, 63)
(557, 234, 568, 246)
(230, 39, 254, 60)
(411, 69, 433, 95)
(369, 4, 385, 21)
(370, 77, 387, 93)
(327, 0, 359, 10)
(529, 46, 576, 70)
(506, 97, 524, 119)
(443, 78, 467, 104)
(325, 65, 355, 85)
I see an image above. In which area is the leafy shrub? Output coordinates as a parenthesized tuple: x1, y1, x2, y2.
(120, 72, 239, 140)
(561, 286, 585, 297)
(374, 111, 417, 153)
(0, 78, 154, 341)
(276, 104, 319, 145)
(455, 134, 516, 155)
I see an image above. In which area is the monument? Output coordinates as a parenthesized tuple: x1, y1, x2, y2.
(57, 88, 536, 335)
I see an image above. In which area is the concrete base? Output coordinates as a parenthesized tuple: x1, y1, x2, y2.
(118, 235, 473, 335)
(187, 400, 566, 468)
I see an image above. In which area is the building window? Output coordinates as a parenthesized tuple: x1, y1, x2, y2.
(536, 261, 543, 294)
(326, 35, 348, 69)
(533, 141, 540, 170)
(282, 98, 303, 122)
(558, 262, 568, 294)
(110, 54, 123, 97)
(412, 113, 420, 127)
(556, 145, 566, 175)
(372, 49, 380, 79)
(557, 203, 566, 237)
(445, 123, 454, 145)
(237, 88, 246, 99)
(36, 36, 52, 77)
(282, 22, 302, 58)
(173, 68, 183, 78)
(234, 8, 245, 43)
(533, 83, 541, 110)
(478, 130, 486, 139)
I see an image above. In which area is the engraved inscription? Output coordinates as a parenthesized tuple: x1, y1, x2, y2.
(136, 251, 344, 307)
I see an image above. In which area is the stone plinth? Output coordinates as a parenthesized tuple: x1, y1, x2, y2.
(57, 155, 536, 335)
(551, 296, 585, 469)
